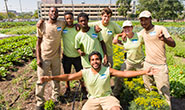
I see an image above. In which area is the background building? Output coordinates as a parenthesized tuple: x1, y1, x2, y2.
(41, 0, 62, 4)
(38, 0, 137, 20)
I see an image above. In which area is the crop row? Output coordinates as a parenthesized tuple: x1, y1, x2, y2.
(0, 36, 35, 54)
(0, 21, 36, 29)
(0, 35, 29, 46)
(0, 35, 36, 77)
(0, 25, 36, 35)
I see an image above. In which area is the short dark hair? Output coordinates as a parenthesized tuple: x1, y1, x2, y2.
(101, 7, 112, 16)
(88, 51, 102, 62)
(64, 12, 73, 17)
(77, 12, 89, 22)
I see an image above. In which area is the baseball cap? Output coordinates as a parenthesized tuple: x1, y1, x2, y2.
(122, 20, 133, 28)
(139, 10, 152, 19)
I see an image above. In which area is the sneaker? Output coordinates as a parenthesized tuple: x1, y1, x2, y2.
(35, 105, 44, 110)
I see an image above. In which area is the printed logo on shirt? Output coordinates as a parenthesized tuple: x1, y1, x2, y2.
(131, 39, 138, 43)
(92, 33, 98, 38)
(107, 31, 112, 35)
(57, 27, 62, 31)
(149, 31, 156, 36)
(63, 29, 68, 34)
(100, 74, 106, 79)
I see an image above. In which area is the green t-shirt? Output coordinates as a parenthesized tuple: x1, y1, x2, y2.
(123, 33, 145, 64)
(62, 26, 80, 57)
(89, 21, 122, 56)
(82, 66, 112, 98)
(75, 27, 104, 68)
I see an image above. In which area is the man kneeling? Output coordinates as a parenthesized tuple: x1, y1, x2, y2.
(40, 51, 158, 110)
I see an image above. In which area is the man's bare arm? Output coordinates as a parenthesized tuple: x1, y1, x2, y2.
(40, 71, 83, 83)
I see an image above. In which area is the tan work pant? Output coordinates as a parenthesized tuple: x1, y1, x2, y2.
(143, 61, 171, 108)
(35, 57, 61, 106)
(113, 60, 144, 96)
(82, 96, 121, 110)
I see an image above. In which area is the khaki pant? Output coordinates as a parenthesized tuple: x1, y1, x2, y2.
(82, 96, 121, 110)
(143, 61, 171, 108)
(35, 57, 61, 106)
(113, 60, 144, 96)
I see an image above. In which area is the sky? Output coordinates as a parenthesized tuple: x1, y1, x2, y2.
(1, 0, 185, 13)
(0, 0, 118, 13)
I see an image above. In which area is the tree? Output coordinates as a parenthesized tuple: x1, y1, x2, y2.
(159, 0, 184, 21)
(0, 13, 5, 20)
(137, 0, 184, 21)
(32, 10, 38, 18)
(116, 0, 132, 18)
(18, 12, 33, 19)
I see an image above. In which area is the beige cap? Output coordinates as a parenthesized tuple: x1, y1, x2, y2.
(122, 20, 133, 28)
(139, 10, 152, 19)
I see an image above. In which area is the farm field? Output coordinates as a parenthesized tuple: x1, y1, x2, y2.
(0, 21, 185, 110)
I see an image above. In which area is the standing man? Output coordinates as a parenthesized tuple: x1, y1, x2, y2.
(62, 12, 86, 96)
(36, 7, 65, 110)
(40, 51, 158, 110)
(138, 10, 176, 109)
(75, 12, 108, 68)
(89, 7, 122, 67)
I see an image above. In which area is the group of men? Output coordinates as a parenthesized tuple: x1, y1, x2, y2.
(35, 6, 176, 110)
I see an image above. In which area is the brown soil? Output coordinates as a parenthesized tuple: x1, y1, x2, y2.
(0, 61, 185, 110)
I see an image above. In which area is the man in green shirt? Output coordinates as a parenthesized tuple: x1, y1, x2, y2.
(89, 8, 122, 67)
(75, 12, 108, 68)
(40, 51, 158, 110)
(62, 12, 85, 97)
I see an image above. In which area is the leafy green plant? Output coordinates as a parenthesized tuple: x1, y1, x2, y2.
(29, 59, 37, 71)
(44, 100, 55, 110)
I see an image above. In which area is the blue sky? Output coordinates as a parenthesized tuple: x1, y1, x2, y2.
(0, 0, 118, 13)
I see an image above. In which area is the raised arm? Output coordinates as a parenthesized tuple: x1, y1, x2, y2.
(110, 67, 158, 78)
(100, 40, 108, 65)
(159, 28, 176, 47)
(40, 71, 83, 83)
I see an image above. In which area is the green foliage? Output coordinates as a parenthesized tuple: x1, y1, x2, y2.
(44, 100, 55, 110)
(17, 12, 33, 19)
(137, 0, 184, 20)
(0, 13, 5, 20)
(0, 25, 36, 35)
(0, 35, 36, 78)
(116, 0, 132, 18)
(32, 10, 39, 18)
(169, 65, 185, 98)
(29, 59, 37, 71)
(0, 21, 36, 29)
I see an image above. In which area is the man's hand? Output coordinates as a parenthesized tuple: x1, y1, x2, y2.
(37, 58, 42, 67)
(77, 49, 85, 56)
(36, 19, 45, 28)
(75, 23, 81, 31)
(158, 31, 166, 41)
(121, 32, 127, 41)
(103, 54, 108, 66)
(95, 25, 102, 33)
(146, 67, 159, 76)
(40, 76, 51, 84)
